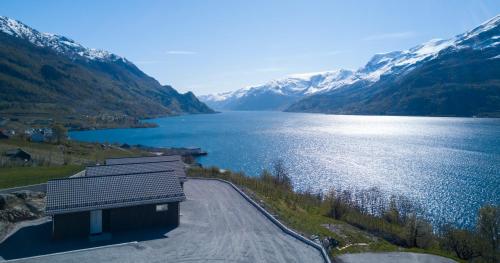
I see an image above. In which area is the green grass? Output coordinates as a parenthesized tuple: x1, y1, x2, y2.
(0, 165, 83, 189)
(0, 137, 155, 189)
(247, 187, 407, 256)
(0, 138, 149, 166)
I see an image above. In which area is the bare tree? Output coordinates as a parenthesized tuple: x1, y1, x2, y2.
(476, 205, 499, 262)
(442, 225, 480, 260)
(272, 159, 292, 189)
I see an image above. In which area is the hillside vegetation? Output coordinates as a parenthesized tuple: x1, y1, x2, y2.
(189, 165, 499, 262)
(0, 17, 214, 130)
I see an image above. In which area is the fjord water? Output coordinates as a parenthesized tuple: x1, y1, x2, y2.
(70, 111, 500, 227)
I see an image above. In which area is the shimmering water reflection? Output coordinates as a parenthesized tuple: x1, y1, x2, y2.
(70, 111, 500, 227)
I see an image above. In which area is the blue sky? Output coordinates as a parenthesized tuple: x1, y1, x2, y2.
(1, 0, 499, 95)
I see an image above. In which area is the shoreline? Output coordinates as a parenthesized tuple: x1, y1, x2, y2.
(68, 110, 500, 132)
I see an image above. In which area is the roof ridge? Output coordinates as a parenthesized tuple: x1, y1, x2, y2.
(105, 155, 182, 160)
(48, 170, 179, 182)
(86, 159, 183, 168)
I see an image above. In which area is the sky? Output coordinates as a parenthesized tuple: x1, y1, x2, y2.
(1, 0, 499, 95)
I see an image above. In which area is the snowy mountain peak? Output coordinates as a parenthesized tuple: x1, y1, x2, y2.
(201, 15, 500, 111)
(461, 14, 500, 40)
(0, 16, 127, 63)
(244, 69, 356, 96)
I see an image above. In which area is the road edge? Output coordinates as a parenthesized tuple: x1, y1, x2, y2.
(190, 177, 332, 263)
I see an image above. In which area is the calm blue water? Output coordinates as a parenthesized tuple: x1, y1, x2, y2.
(70, 111, 500, 227)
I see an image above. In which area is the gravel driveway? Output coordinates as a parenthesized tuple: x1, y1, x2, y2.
(3, 179, 324, 263)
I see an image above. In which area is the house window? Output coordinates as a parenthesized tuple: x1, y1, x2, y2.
(156, 204, 169, 212)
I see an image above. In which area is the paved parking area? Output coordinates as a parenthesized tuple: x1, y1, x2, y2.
(1, 179, 324, 263)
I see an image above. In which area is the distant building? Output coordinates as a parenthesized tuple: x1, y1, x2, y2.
(25, 128, 53, 142)
(5, 148, 31, 162)
(46, 171, 186, 239)
(30, 132, 45, 142)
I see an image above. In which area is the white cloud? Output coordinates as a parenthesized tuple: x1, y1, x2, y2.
(363, 31, 416, 41)
(166, 50, 197, 55)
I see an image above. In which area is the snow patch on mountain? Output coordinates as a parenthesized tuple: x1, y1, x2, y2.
(201, 69, 357, 105)
(461, 14, 500, 41)
(0, 16, 128, 63)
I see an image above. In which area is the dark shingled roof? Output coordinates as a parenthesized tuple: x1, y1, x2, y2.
(105, 155, 182, 165)
(46, 172, 186, 215)
(85, 162, 187, 181)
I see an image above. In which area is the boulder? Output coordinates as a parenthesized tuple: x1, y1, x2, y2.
(12, 190, 45, 200)
(0, 191, 46, 222)
(0, 208, 37, 222)
(0, 194, 18, 210)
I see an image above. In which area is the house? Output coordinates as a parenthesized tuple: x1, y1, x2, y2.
(5, 148, 31, 162)
(86, 163, 187, 188)
(103, 155, 187, 187)
(86, 155, 187, 188)
(30, 132, 45, 142)
(25, 128, 53, 142)
(45, 172, 186, 239)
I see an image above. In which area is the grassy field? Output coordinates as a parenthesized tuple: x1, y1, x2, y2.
(0, 137, 151, 189)
(0, 138, 150, 167)
(0, 165, 83, 189)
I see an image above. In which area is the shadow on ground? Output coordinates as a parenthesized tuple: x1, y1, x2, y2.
(0, 220, 177, 260)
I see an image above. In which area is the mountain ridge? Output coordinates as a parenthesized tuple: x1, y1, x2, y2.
(202, 15, 500, 117)
(0, 16, 214, 129)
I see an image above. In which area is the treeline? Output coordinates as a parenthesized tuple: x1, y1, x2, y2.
(189, 163, 499, 262)
(325, 186, 498, 262)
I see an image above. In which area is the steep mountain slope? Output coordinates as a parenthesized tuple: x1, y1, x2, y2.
(200, 69, 357, 110)
(204, 15, 500, 116)
(0, 16, 214, 124)
(287, 15, 500, 117)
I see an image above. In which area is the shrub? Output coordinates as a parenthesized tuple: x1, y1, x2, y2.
(441, 225, 479, 260)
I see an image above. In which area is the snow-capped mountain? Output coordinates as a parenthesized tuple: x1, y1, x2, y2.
(0, 16, 214, 122)
(203, 15, 500, 114)
(0, 16, 127, 63)
(200, 69, 358, 110)
(287, 15, 500, 116)
(353, 13, 499, 83)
